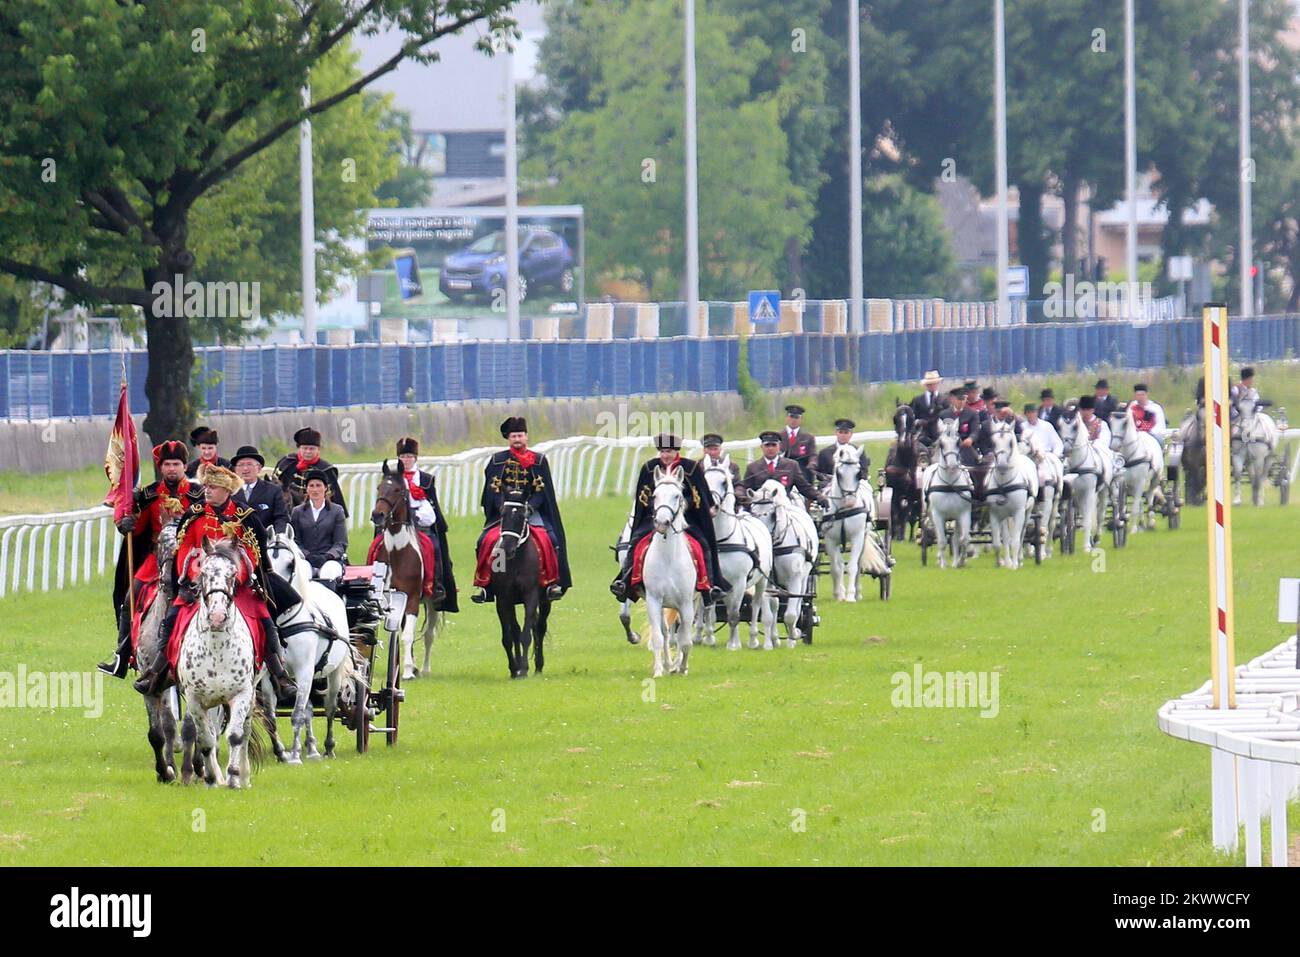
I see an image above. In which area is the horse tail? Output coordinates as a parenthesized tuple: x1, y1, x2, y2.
(664, 607, 680, 630)
(245, 698, 270, 773)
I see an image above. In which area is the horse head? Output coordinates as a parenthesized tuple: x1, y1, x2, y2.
(832, 444, 862, 497)
(199, 539, 243, 629)
(266, 527, 304, 585)
(651, 466, 685, 535)
(371, 464, 409, 530)
(894, 403, 916, 438)
(702, 460, 732, 508)
(935, 418, 961, 468)
(499, 486, 531, 559)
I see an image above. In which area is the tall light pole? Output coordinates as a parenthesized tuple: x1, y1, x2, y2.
(1239, 0, 1253, 318)
(994, 0, 1009, 325)
(300, 84, 317, 344)
(849, 0, 863, 332)
(684, 0, 702, 337)
(504, 36, 521, 339)
(1124, 0, 1139, 319)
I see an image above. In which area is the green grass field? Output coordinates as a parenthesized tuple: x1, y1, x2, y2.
(1, 485, 1297, 866)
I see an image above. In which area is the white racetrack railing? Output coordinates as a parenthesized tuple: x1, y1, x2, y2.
(5, 426, 1299, 601)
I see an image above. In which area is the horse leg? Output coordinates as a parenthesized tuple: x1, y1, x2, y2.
(534, 601, 549, 675)
(323, 666, 342, 758)
(145, 696, 175, 783)
(180, 711, 197, 786)
(784, 573, 802, 647)
(186, 691, 221, 787)
(258, 677, 287, 763)
(677, 596, 695, 676)
(496, 600, 520, 678)
(934, 513, 949, 569)
(401, 610, 418, 680)
(225, 689, 253, 790)
(518, 592, 538, 680)
(620, 598, 637, 644)
(847, 522, 865, 601)
(829, 534, 846, 601)
(957, 512, 971, 567)
(726, 578, 744, 651)
(645, 594, 667, 678)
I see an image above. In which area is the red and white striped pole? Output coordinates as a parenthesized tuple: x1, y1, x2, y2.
(1203, 303, 1237, 710)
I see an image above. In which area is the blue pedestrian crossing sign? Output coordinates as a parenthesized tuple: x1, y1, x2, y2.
(748, 290, 780, 328)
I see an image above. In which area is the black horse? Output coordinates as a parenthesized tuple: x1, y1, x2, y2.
(884, 403, 925, 540)
(491, 486, 551, 679)
(1179, 406, 1207, 506)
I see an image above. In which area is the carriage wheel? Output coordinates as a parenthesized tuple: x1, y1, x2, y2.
(1281, 472, 1291, 506)
(800, 600, 815, 644)
(385, 631, 401, 747)
(1062, 501, 1076, 555)
(1032, 514, 1044, 565)
(354, 676, 370, 753)
(1111, 486, 1126, 549)
(920, 537, 929, 566)
(880, 571, 891, 601)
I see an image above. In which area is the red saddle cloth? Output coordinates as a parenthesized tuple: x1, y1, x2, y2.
(473, 524, 559, 588)
(166, 589, 267, 674)
(630, 532, 710, 591)
(368, 531, 435, 597)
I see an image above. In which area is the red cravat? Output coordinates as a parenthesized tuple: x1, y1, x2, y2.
(768, 459, 776, 474)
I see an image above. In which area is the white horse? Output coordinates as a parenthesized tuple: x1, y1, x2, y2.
(820, 444, 889, 600)
(748, 479, 817, 648)
(702, 460, 773, 650)
(1232, 396, 1279, 505)
(1021, 429, 1063, 557)
(920, 419, 973, 568)
(641, 466, 699, 677)
(1059, 412, 1113, 551)
(176, 540, 260, 788)
(1110, 405, 1163, 529)
(985, 423, 1039, 568)
(264, 527, 359, 763)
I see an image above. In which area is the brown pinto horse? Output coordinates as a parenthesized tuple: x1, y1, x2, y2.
(370, 464, 441, 680)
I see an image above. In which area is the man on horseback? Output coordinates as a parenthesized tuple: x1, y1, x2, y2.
(1076, 395, 1112, 454)
(185, 426, 230, 481)
(132, 465, 298, 700)
(274, 427, 347, 516)
(99, 440, 204, 679)
(1130, 383, 1164, 435)
(1093, 379, 1118, 423)
(373, 436, 457, 609)
(938, 388, 981, 466)
(610, 433, 729, 603)
(780, 405, 817, 480)
(815, 419, 870, 480)
(473, 417, 569, 604)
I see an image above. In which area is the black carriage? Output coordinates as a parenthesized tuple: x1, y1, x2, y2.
(808, 479, 894, 601)
(1267, 407, 1291, 505)
(919, 466, 1045, 566)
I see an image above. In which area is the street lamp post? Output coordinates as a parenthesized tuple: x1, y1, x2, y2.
(994, 0, 1009, 325)
(849, 0, 863, 333)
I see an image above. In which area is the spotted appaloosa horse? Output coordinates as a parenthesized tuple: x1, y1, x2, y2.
(176, 539, 263, 788)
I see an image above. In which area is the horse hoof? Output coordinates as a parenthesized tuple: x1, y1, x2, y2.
(727, 641, 740, 651)
(306, 752, 322, 761)
(324, 750, 335, 759)
(286, 756, 302, 766)
(157, 768, 176, 784)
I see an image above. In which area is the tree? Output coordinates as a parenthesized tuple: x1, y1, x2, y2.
(0, 0, 518, 443)
(374, 108, 434, 209)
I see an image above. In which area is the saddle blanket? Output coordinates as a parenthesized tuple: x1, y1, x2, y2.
(166, 589, 267, 673)
(630, 532, 710, 591)
(368, 531, 436, 597)
(473, 523, 559, 588)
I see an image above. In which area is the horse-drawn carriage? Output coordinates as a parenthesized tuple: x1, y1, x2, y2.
(1266, 407, 1291, 505)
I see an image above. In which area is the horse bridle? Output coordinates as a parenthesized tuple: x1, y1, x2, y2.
(374, 475, 410, 532)
(653, 481, 684, 536)
(499, 498, 533, 550)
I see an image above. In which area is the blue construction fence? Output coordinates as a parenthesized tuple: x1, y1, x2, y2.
(3, 315, 1297, 421)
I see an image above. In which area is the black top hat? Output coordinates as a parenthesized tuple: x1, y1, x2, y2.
(1040, 388, 1055, 399)
(784, 404, 805, 416)
(700, 433, 723, 447)
(396, 436, 419, 456)
(293, 427, 322, 447)
(759, 430, 782, 444)
(190, 426, 218, 446)
(655, 433, 682, 450)
(1095, 378, 1109, 390)
(1078, 395, 1096, 410)
(500, 416, 527, 438)
(981, 387, 996, 401)
(1133, 383, 1149, 394)
(231, 445, 264, 467)
(834, 419, 855, 430)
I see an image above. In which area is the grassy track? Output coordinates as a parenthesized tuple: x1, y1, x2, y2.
(1, 484, 1297, 866)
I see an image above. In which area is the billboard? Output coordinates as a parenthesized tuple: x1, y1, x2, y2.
(364, 206, 583, 321)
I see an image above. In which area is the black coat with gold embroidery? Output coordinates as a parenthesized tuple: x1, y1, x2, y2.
(480, 449, 571, 589)
(629, 457, 723, 582)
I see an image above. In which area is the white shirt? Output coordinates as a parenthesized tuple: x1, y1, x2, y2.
(1140, 400, 1166, 434)
(1085, 416, 1112, 455)
(1028, 418, 1063, 456)
(310, 502, 326, 522)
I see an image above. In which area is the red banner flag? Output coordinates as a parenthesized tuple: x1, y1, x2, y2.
(103, 380, 138, 523)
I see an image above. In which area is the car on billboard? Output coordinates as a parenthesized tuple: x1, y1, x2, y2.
(438, 227, 576, 302)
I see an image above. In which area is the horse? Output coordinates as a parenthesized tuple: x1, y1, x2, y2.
(263, 527, 359, 763)
(1178, 407, 1207, 505)
(748, 479, 817, 648)
(1021, 429, 1063, 557)
(136, 521, 181, 782)
(641, 466, 699, 675)
(176, 539, 263, 788)
(490, 485, 551, 679)
(1232, 395, 1279, 506)
(1058, 411, 1113, 551)
(920, 418, 973, 568)
(702, 459, 773, 650)
(1110, 404, 1163, 530)
(370, 463, 441, 680)
(985, 423, 1039, 568)
(613, 510, 639, 644)
(820, 444, 889, 600)
(884, 402, 925, 540)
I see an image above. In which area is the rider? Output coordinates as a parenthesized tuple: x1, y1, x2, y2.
(1093, 378, 1118, 423)
(473, 417, 569, 604)
(1229, 367, 1262, 422)
(964, 381, 985, 419)
(700, 433, 741, 486)
(99, 440, 204, 679)
(232, 445, 290, 534)
(185, 426, 230, 481)
(938, 388, 981, 466)
(814, 419, 871, 480)
(610, 433, 729, 604)
(1130, 383, 1164, 435)
(910, 370, 947, 443)
(273, 427, 347, 517)
(1023, 404, 1064, 457)
(780, 405, 818, 480)
(132, 465, 297, 700)
(1038, 388, 1063, 432)
(289, 468, 349, 580)
(976, 401, 1018, 457)
(742, 430, 829, 508)
(369, 436, 456, 609)
(1076, 395, 1113, 456)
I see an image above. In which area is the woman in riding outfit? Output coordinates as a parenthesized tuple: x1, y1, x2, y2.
(473, 417, 570, 603)
(99, 440, 205, 679)
(273, 426, 347, 516)
(366, 437, 459, 611)
(132, 466, 298, 700)
(610, 433, 729, 603)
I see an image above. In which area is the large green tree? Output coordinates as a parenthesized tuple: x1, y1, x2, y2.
(0, 0, 517, 443)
